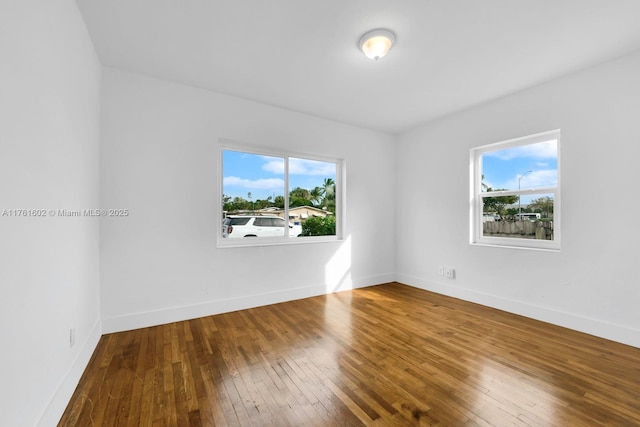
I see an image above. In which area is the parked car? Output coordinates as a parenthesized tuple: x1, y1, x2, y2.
(515, 213, 541, 221)
(482, 213, 502, 222)
(222, 215, 302, 238)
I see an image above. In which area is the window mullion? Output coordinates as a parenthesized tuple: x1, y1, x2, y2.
(284, 156, 289, 237)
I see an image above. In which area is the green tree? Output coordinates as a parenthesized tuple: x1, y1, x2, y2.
(483, 188, 518, 216)
(273, 195, 285, 208)
(225, 196, 251, 212)
(222, 194, 232, 212)
(481, 174, 490, 192)
(480, 175, 517, 216)
(254, 198, 272, 210)
(310, 187, 323, 206)
(529, 196, 554, 218)
(321, 178, 336, 213)
(290, 187, 311, 200)
(247, 192, 254, 211)
(290, 197, 313, 208)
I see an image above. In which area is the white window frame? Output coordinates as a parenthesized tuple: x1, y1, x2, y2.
(470, 129, 561, 251)
(218, 141, 344, 248)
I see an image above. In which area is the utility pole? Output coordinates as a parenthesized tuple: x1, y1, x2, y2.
(518, 170, 532, 219)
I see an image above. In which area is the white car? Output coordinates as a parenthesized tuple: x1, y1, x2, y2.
(222, 215, 302, 238)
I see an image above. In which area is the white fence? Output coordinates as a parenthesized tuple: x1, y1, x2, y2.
(483, 220, 553, 240)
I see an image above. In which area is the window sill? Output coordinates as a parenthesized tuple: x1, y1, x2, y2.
(217, 235, 342, 249)
(470, 241, 561, 252)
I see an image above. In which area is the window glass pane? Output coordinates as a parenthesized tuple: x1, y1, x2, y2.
(481, 139, 558, 192)
(482, 193, 555, 241)
(222, 150, 285, 238)
(288, 157, 337, 237)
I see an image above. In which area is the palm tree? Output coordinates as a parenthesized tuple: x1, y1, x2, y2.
(290, 187, 310, 200)
(481, 174, 489, 192)
(322, 178, 336, 212)
(310, 187, 323, 206)
(322, 178, 335, 198)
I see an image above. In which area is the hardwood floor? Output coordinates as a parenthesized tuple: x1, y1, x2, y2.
(60, 283, 640, 426)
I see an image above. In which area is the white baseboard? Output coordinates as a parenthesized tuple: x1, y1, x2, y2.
(396, 273, 640, 349)
(37, 319, 102, 427)
(102, 273, 395, 334)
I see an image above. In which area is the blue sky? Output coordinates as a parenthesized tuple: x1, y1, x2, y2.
(223, 150, 336, 200)
(223, 141, 556, 204)
(482, 139, 557, 204)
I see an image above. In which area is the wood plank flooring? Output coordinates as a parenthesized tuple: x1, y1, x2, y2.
(59, 283, 640, 426)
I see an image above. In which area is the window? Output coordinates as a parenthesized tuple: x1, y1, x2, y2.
(219, 144, 341, 246)
(470, 130, 560, 250)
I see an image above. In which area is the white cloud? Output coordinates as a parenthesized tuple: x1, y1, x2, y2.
(223, 176, 284, 190)
(289, 158, 335, 175)
(504, 169, 557, 189)
(485, 140, 557, 160)
(261, 158, 285, 174)
(261, 157, 334, 176)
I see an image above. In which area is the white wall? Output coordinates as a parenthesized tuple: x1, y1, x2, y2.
(396, 50, 640, 348)
(0, 1, 102, 426)
(100, 68, 396, 332)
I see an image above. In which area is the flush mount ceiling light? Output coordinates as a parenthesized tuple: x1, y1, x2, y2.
(359, 29, 395, 60)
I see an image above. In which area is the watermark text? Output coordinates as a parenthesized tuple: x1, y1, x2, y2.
(1, 208, 129, 217)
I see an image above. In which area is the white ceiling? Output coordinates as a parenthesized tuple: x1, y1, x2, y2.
(76, 0, 640, 134)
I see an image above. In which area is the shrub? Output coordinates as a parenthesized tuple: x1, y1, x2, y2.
(302, 216, 336, 236)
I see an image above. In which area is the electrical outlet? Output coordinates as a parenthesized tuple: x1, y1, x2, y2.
(70, 328, 75, 348)
(445, 268, 456, 279)
(438, 266, 444, 276)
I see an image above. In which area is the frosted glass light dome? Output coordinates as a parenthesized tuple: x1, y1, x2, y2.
(359, 29, 395, 60)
